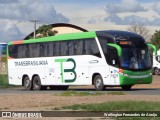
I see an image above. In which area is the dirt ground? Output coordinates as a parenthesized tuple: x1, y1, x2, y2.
(0, 75, 160, 120)
(0, 75, 160, 111)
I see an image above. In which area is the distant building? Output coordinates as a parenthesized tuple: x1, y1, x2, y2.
(24, 23, 88, 40)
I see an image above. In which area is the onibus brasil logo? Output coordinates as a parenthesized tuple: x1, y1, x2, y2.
(55, 58, 77, 83)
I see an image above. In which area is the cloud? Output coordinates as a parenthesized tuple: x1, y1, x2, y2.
(150, 18, 160, 26)
(0, 0, 69, 23)
(88, 19, 97, 24)
(104, 14, 122, 24)
(0, 0, 70, 42)
(152, 1, 160, 15)
(0, 20, 24, 42)
(102, 0, 160, 26)
(122, 15, 149, 25)
(105, 0, 145, 14)
(104, 14, 149, 25)
(104, 14, 160, 26)
(0, 0, 19, 4)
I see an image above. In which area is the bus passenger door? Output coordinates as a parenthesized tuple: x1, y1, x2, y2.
(107, 47, 120, 85)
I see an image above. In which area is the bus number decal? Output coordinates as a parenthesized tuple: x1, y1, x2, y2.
(55, 58, 77, 83)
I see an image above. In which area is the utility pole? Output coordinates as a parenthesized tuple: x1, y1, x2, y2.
(30, 20, 39, 39)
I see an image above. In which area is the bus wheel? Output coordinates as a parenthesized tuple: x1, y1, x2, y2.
(24, 76, 33, 90)
(121, 85, 132, 91)
(154, 68, 159, 75)
(33, 76, 42, 90)
(94, 75, 105, 91)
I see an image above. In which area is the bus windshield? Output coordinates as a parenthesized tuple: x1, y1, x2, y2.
(99, 37, 152, 70)
(121, 46, 152, 70)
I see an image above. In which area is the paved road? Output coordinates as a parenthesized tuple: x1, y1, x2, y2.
(0, 75, 159, 95)
(0, 87, 159, 95)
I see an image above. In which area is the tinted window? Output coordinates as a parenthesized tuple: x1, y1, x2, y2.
(48, 42, 54, 56)
(99, 37, 108, 54)
(60, 41, 68, 56)
(106, 47, 119, 67)
(68, 41, 74, 55)
(74, 40, 83, 55)
(18, 45, 26, 58)
(54, 42, 60, 56)
(40, 43, 48, 57)
(8, 38, 101, 58)
(29, 43, 40, 57)
(84, 38, 101, 57)
(9, 45, 18, 58)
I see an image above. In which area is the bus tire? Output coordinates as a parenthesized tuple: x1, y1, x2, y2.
(94, 75, 105, 91)
(24, 76, 33, 90)
(33, 76, 42, 90)
(154, 68, 159, 75)
(121, 85, 132, 91)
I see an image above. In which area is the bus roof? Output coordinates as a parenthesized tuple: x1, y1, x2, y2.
(97, 30, 143, 38)
(8, 31, 96, 45)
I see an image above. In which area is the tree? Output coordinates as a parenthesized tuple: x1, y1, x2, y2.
(37, 25, 58, 37)
(150, 30, 160, 50)
(27, 25, 58, 39)
(127, 24, 150, 41)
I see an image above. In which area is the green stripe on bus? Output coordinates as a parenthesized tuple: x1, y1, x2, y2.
(8, 31, 96, 45)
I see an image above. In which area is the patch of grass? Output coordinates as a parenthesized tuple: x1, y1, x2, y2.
(62, 101, 160, 111)
(62, 101, 160, 120)
(107, 91, 125, 95)
(0, 74, 9, 88)
(59, 91, 104, 96)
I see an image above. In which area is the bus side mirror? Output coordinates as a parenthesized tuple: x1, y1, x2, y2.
(107, 43, 122, 57)
(147, 44, 157, 55)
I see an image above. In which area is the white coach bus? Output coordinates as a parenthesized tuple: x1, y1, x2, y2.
(7, 31, 156, 91)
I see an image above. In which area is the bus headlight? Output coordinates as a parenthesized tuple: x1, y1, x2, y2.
(123, 74, 128, 77)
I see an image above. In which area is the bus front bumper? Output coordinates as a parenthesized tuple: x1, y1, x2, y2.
(119, 70, 152, 85)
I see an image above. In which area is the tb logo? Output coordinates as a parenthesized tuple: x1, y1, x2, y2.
(55, 58, 77, 83)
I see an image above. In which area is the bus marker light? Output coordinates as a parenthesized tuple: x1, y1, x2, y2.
(119, 69, 124, 73)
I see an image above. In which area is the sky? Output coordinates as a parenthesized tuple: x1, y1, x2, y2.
(1, 0, 160, 42)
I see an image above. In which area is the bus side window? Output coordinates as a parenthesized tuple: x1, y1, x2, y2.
(29, 43, 40, 58)
(107, 47, 119, 67)
(91, 39, 101, 57)
(74, 40, 83, 55)
(68, 41, 74, 55)
(84, 38, 101, 57)
(84, 39, 91, 54)
(9, 45, 18, 58)
(48, 42, 54, 56)
(18, 45, 26, 58)
(54, 42, 60, 56)
(40, 43, 45, 57)
(60, 41, 68, 56)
